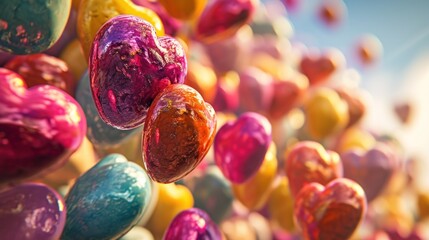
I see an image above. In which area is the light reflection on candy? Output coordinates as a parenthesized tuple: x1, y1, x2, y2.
(62, 154, 152, 240)
(90, 15, 187, 130)
(285, 141, 343, 198)
(163, 208, 223, 240)
(0, 183, 66, 240)
(0, 68, 86, 184)
(0, 0, 71, 54)
(214, 112, 272, 183)
(294, 178, 366, 240)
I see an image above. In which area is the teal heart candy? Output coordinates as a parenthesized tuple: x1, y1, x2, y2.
(62, 154, 152, 240)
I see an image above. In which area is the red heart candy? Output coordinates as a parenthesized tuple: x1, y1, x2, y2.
(295, 178, 366, 240)
(0, 68, 86, 183)
(285, 141, 343, 198)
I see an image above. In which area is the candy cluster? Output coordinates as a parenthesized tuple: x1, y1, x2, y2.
(0, 0, 426, 240)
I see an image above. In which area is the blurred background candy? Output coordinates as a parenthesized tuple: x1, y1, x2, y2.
(0, 0, 71, 54)
(0, 183, 66, 240)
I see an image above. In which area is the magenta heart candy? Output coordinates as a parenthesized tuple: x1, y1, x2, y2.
(90, 15, 187, 130)
(214, 112, 272, 183)
(340, 144, 397, 202)
(0, 183, 66, 240)
(163, 208, 222, 240)
(0, 68, 86, 183)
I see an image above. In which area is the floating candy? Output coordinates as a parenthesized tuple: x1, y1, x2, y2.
(285, 141, 343, 197)
(335, 88, 366, 128)
(220, 215, 257, 240)
(142, 84, 216, 183)
(333, 127, 376, 153)
(146, 183, 194, 239)
(0, 68, 86, 183)
(195, 0, 257, 43)
(212, 71, 240, 112)
(5, 54, 76, 95)
(185, 61, 217, 104)
(294, 178, 366, 240)
(304, 88, 349, 139)
(356, 34, 383, 65)
(90, 15, 187, 130)
(394, 101, 413, 124)
(267, 177, 295, 232)
(0, 183, 66, 240)
(341, 145, 397, 202)
(77, 0, 165, 58)
(299, 49, 345, 86)
(158, 0, 207, 20)
(238, 67, 274, 114)
(60, 39, 88, 82)
(62, 154, 152, 240)
(215, 112, 272, 183)
(232, 143, 278, 210)
(163, 208, 223, 240)
(76, 71, 139, 147)
(0, 0, 71, 54)
(119, 226, 154, 240)
(318, 0, 347, 27)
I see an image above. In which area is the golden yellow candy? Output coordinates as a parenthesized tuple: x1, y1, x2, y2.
(232, 143, 278, 210)
(158, 0, 207, 20)
(77, 0, 165, 58)
(72, 0, 82, 10)
(305, 88, 349, 139)
(335, 127, 376, 153)
(267, 177, 295, 232)
(60, 39, 88, 82)
(185, 61, 217, 103)
(145, 183, 194, 239)
(418, 193, 429, 220)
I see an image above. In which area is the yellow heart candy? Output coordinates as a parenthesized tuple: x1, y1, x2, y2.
(158, 0, 207, 20)
(77, 0, 165, 58)
(267, 177, 295, 232)
(232, 143, 278, 210)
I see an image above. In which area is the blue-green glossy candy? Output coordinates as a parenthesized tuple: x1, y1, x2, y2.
(0, 0, 71, 54)
(62, 154, 152, 240)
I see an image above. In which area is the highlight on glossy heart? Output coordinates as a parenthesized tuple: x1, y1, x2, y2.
(142, 84, 216, 183)
(0, 183, 66, 240)
(62, 154, 152, 240)
(214, 112, 272, 183)
(0, 68, 86, 184)
(294, 178, 367, 240)
(90, 15, 187, 130)
(285, 141, 343, 197)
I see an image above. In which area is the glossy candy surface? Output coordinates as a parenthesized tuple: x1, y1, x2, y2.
(195, 0, 257, 43)
(0, 1, 71, 54)
(142, 84, 216, 183)
(0, 68, 86, 183)
(78, 0, 165, 58)
(285, 141, 343, 197)
(294, 178, 366, 240)
(0, 183, 66, 240)
(158, 0, 207, 20)
(90, 15, 187, 130)
(62, 154, 152, 240)
(5, 54, 76, 95)
(76, 72, 138, 147)
(214, 112, 272, 183)
(341, 145, 396, 202)
(163, 208, 222, 240)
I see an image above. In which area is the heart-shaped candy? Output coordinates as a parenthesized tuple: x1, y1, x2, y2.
(0, 183, 66, 240)
(163, 208, 223, 240)
(0, 0, 71, 54)
(294, 178, 366, 240)
(62, 154, 152, 240)
(142, 84, 216, 183)
(90, 15, 187, 130)
(285, 141, 343, 198)
(238, 67, 274, 114)
(214, 112, 272, 183)
(341, 144, 397, 202)
(0, 68, 86, 183)
(76, 71, 139, 147)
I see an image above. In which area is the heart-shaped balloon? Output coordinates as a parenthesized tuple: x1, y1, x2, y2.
(294, 178, 366, 240)
(341, 144, 397, 202)
(0, 183, 66, 240)
(195, 0, 257, 43)
(142, 84, 216, 183)
(215, 112, 272, 183)
(0, 0, 71, 54)
(163, 208, 223, 240)
(90, 15, 187, 130)
(62, 154, 152, 240)
(285, 141, 343, 198)
(0, 68, 86, 183)
(76, 71, 139, 148)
